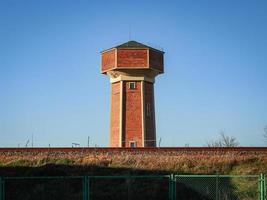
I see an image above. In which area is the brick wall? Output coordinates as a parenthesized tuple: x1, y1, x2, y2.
(101, 49, 115, 72)
(149, 49, 164, 72)
(110, 81, 156, 147)
(110, 82, 121, 147)
(117, 49, 148, 68)
(122, 81, 143, 147)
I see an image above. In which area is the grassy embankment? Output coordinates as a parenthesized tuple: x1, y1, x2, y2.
(0, 150, 266, 175)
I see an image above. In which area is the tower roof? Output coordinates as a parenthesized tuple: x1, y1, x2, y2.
(115, 40, 150, 48)
(102, 40, 164, 53)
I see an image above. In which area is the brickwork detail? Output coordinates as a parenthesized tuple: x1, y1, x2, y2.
(117, 49, 148, 68)
(101, 49, 115, 72)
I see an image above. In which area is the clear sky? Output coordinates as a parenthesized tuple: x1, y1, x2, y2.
(0, 0, 267, 147)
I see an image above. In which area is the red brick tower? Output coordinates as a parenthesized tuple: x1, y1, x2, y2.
(101, 41, 164, 147)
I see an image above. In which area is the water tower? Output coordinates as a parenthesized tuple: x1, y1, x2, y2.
(101, 41, 164, 147)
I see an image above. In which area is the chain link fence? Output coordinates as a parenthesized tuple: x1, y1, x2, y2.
(174, 174, 264, 200)
(0, 174, 265, 200)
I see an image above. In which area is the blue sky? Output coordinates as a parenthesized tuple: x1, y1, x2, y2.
(0, 0, 267, 147)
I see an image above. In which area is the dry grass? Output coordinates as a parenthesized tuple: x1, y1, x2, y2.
(0, 150, 266, 175)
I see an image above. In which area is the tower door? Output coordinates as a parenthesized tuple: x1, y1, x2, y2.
(129, 141, 137, 148)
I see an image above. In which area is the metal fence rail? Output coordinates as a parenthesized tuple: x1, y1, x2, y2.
(0, 174, 265, 200)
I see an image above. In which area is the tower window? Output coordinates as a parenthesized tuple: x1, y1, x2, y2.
(146, 103, 151, 117)
(129, 82, 136, 90)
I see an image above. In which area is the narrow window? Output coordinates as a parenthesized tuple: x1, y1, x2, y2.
(146, 103, 151, 117)
(129, 141, 137, 148)
(129, 82, 136, 90)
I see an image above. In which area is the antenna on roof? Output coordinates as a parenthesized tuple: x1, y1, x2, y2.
(129, 25, 131, 41)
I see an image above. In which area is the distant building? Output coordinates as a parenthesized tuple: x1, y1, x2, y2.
(101, 41, 164, 147)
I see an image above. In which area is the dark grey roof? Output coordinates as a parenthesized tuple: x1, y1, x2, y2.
(116, 40, 164, 53)
(115, 40, 151, 48)
(101, 40, 164, 53)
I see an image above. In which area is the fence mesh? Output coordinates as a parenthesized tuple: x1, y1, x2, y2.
(0, 174, 265, 200)
(89, 176, 169, 200)
(4, 177, 83, 200)
(175, 175, 260, 200)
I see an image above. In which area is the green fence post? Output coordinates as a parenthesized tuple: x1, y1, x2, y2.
(0, 177, 4, 200)
(83, 176, 89, 200)
(262, 174, 266, 200)
(216, 174, 219, 200)
(173, 174, 176, 200)
(169, 174, 175, 200)
(264, 174, 266, 200)
(169, 175, 172, 200)
(169, 174, 176, 200)
(168, 175, 172, 200)
(0, 177, 2, 200)
(258, 175, 261, 200)
(260, 173, 265, 200)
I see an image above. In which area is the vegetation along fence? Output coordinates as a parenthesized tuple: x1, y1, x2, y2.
(0, 174, 266, 200)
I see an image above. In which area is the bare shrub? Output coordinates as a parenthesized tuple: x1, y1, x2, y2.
(207, 131, 239, 147)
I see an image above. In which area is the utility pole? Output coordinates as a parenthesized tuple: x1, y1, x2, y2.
(87, 136, 90, 147)
(158, 137, 162, 147)
(31, 134, 33, 147)
(25, 140, 29, 148)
